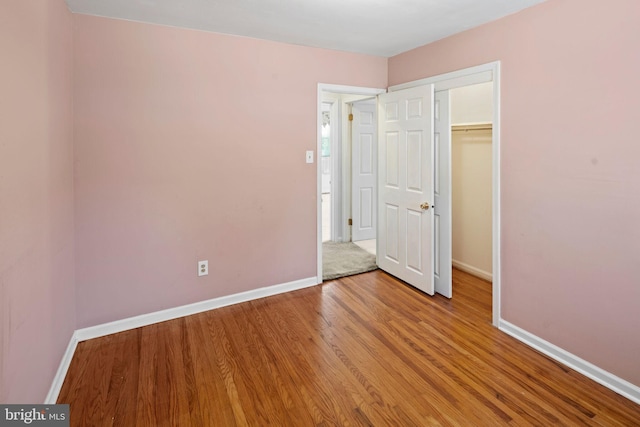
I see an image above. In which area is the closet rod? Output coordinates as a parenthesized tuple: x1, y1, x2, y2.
(451, 125, 492, 132)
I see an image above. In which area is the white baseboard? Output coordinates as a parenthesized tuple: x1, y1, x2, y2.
(50, 278, 639, 407)
(452, 259, 492, 282)
(47, 276, 319, 403)
(499, 319, 640, 405)
(76, 276, 319, 342)
(45, 332, 79, 404)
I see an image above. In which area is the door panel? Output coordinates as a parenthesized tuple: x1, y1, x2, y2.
(406, 209, 423, 272)
(385, 205, 399, 261)
(407, 131, 423, 191)
(385, 133, 399, 187)
(352, 100, 377, 241)
(434, 90, 452, 298)
(378, 85, 435, 295)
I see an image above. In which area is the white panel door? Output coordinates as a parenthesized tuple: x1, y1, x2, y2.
(378, 85, 435, 295)
(352, 100, 377, 242)
(434, 90, 452, 298)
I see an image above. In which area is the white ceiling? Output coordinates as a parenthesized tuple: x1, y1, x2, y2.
(65, 0, 547, 57)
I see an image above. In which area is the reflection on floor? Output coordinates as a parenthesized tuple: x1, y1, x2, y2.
(354, 239, 376, 255)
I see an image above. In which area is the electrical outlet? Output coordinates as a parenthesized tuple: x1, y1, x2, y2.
(198, 260, 208, 277)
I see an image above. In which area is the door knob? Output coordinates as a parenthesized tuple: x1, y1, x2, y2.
(420, 202, 430, 210)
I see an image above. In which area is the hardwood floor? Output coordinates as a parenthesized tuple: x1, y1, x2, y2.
(58, 269, 640, 426)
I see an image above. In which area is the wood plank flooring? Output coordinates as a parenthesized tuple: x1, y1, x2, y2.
(58, 269, 640, 426)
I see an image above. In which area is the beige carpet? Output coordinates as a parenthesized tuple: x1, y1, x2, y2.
(323, 241, 378, 281)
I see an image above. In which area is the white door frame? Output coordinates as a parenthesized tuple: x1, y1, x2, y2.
(317, 62, 501, 328)
(389, 61, 501, 326)
(317, 84, 386, 282)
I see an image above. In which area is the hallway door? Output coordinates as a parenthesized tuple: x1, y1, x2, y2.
(351, 99, 377, 242)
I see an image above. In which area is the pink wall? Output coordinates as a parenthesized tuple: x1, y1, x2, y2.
(0, 0, 76, 402)
(5, 0, 635, 402)
(390, 0, 640, 387)
(73, 15, 387, 328)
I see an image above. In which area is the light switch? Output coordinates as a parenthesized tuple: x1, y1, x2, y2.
(306, 150, 314, 164)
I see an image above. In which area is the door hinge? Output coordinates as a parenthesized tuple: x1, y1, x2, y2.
(348, 113, 353, 121)
(348, 218, 353, 226)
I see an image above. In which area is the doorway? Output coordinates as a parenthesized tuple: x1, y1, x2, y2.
(450, 82, 494, 283)
(317, 86, 386, 281)
(318, 62, 501, 325)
